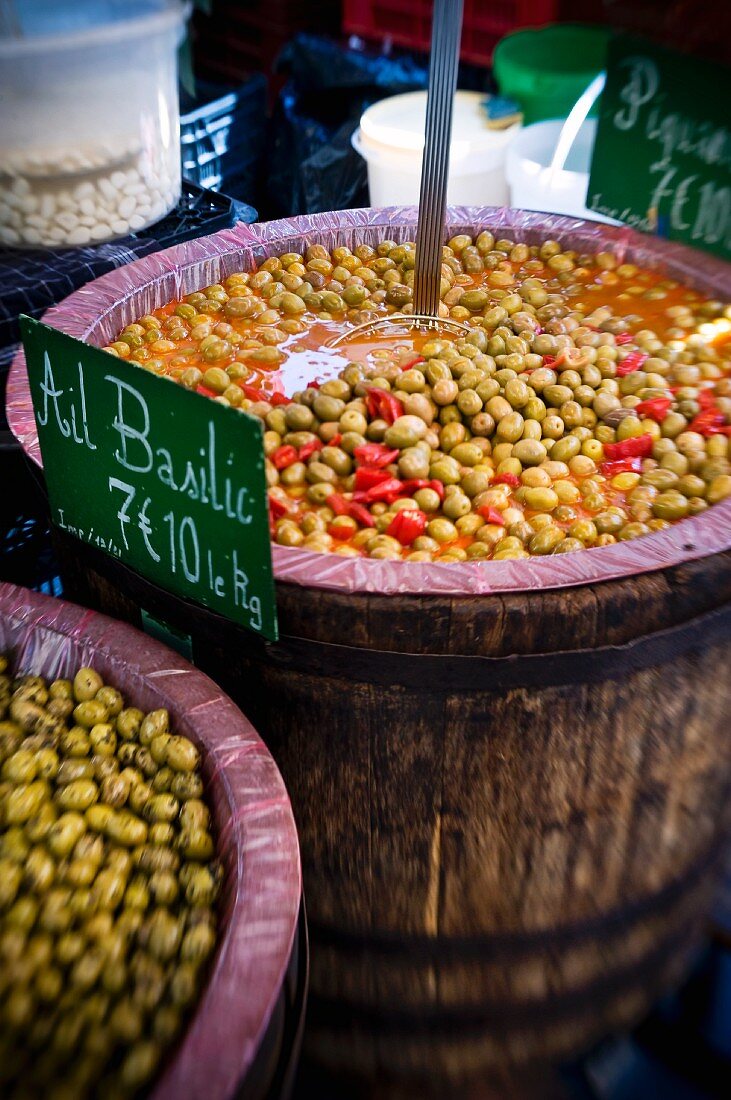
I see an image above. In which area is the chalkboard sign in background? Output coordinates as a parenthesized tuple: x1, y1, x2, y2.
(21, 318, 278, 641)
(589, 35, 730, 259)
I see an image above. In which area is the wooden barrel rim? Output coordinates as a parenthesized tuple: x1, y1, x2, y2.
(236, 601, 731, 691)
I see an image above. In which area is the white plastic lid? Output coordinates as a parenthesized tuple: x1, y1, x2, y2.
(360, 91, 519, 161)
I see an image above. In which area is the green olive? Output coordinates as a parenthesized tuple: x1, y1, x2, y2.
(73, 669, 104, 703)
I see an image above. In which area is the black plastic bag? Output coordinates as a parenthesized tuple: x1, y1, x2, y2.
(264, 34, 429, 219)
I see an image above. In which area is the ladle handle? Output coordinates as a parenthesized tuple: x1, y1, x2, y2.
(413, 0, 465, 319)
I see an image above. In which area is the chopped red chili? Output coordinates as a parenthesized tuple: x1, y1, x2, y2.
(697, 389, 718, 410)
(352, 477, 405, 504)
(400, 478, 430, 493)
(346, 501, 376, 528)
(240, 382, 263, 401)
(615, 332, 634, 346)
(272, 445, 299, 470)
(328, 520, 355, 540)
(365, 387, 404, 424)
(297, 438, 323, 461)
(634, 397, 672, 421)
(195, 384, 217, 398)
(353, 443, 399, 468)
(330, 432, 343, 446)
(268, 493, 292, 519)
(492, 472, 520, 488)
(269, 392, 291, 406)
(688, 408, 730, 436)
(429, 479, 445, 501)
(477, 506, 506, 526)
(616, 351, 649, 376)
(400, 355, 426, 371)
(386, 509, 427, 545)
(603, 433, 654, 461)
(600, 456, 643, 477)
(354, 467, 392, 491)
(328, 493, 350, 516)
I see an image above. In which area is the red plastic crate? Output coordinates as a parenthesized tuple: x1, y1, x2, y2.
(343, 0, 558, 66)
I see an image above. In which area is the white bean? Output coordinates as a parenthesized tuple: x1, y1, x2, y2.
(56, 211, 80, 231)
(119, 196, 138, 219)
(66, 226, 92, 245)
(99, 177, 117, 201)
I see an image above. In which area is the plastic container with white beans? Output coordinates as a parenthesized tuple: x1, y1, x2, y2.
(0, 0, 189, 249)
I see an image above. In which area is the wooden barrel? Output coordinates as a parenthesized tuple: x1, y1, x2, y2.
(53, 530, 731, 1093)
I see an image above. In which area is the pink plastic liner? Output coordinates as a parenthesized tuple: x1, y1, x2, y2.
(7, 206, 731, 596)
(0, 582, 301, 1100)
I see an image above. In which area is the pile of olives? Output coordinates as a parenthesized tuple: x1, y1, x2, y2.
(0, 655, 220, 1100)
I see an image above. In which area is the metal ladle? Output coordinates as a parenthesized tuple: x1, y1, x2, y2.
(327, 0, 468, 348)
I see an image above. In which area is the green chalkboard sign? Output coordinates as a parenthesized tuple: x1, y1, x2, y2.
(588, 35, 731, 259)
(21, 318, 278, 641)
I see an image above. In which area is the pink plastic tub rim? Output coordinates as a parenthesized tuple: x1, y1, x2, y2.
(7, 206, 731, 596)
(0, 582, 302, 1100)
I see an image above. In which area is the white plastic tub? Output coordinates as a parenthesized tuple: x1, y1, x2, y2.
(0, 0, 188, 248)
(506, 118, 620, 224)
(353, 90, 518, 208)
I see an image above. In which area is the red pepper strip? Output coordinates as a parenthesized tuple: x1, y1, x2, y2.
(354, 466, 392, 491)
(328, 493, 350, 517)
(365, 387, 404, 425)
(352, 478, 405, 504)
(634, 397, 672, 422)
(195, 384, 217, 398)
(603, 433, 654, 461)
(240, 382, 263, 401)
(400, 355, 426, 371)
(297, 438, 323, 461)
(329, 494, 376, 527)
(328, 521, 355, 541)
(429, 479, 445, 502)
(268, 494, 290, 519)
(354, 443, 399, 468)
(272, 445, 299, 470)
(330, 432, 343, 446)
(616, 351, 649, 377)
(688, 408, 729, 436)
(400, 478, 430, 493)
(542, 355, 557, 369)
(307, 380, 321, 389)
(347, 501, 376, 528)
(492, 472, 520, 488)
(600, 456, 643, 477)
(477, 506, 506, 526)
(697, 389, 718, 410)
(269, 392, 291, 406)
(615, 332, 634, 346)
(386, 509, 427, 545)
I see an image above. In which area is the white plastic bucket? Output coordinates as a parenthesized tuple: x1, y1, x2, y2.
(353, 90, 519, 208)
(505, 118, 620, 224)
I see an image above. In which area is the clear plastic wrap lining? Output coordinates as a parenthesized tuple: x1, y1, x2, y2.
(0, 582, 301, 1100)
(7, 206, 731, 596)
